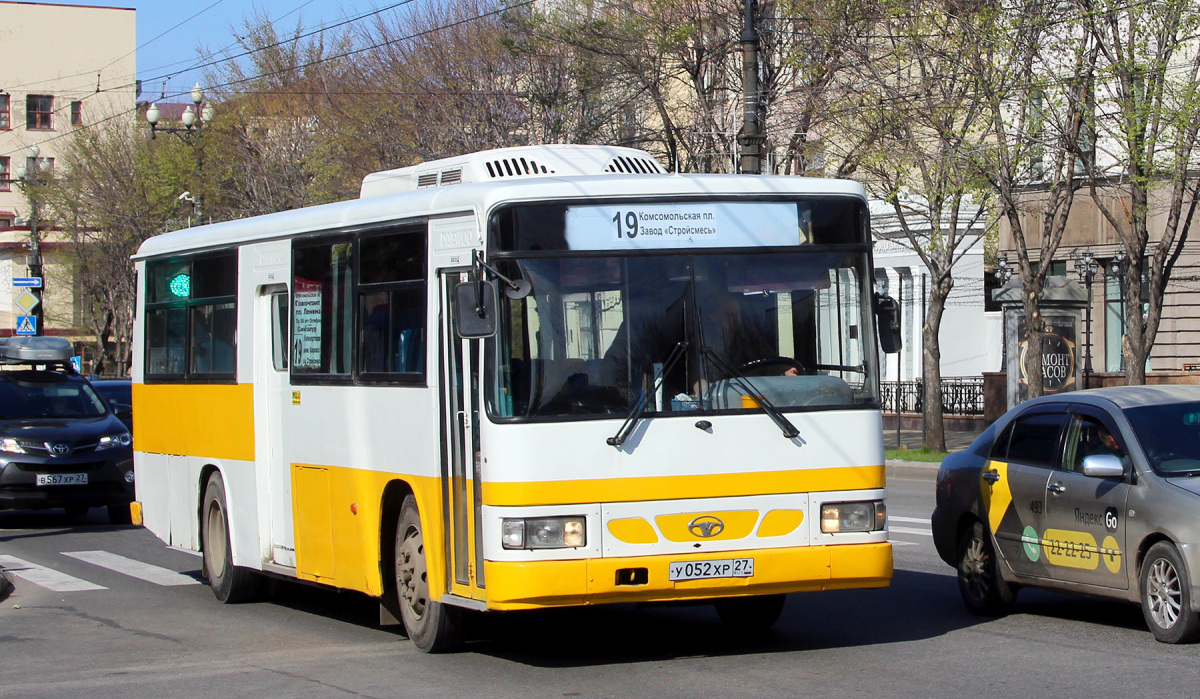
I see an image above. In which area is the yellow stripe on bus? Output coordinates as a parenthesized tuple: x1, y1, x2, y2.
(482, 465, 885, 506)
(132, 383, 255, 461)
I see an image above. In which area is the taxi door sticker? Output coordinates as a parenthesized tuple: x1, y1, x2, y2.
(980, 459, 1012, 536)
(1032, 530, 1121, 573)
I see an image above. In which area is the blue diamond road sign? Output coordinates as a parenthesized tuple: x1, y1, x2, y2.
(15, 315, 37, 336)
(13, 277, 43, 288)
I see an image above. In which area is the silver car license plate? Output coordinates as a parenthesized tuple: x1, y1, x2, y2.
(36, 473, 88, 486)
(669, 558, 754, 581)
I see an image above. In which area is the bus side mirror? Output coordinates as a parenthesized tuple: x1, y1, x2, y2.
(455, 280, 498, 338)
(874, 293, 902, 354)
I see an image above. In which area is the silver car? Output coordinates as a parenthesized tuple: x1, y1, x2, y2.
(932, 385, 1200, 643)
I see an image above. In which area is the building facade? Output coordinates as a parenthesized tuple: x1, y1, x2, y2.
(0, 1, 136, 337)
(870, 201, 995, 383)
(998, 186, 1200, 376)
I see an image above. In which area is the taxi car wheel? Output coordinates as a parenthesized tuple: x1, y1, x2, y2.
(394, 495, 460, 653)
(957, 520, 1015, 616)
(201, 472, 262, 604)
(1140, 542, 1200, 643)
(714, 593, 786, 632)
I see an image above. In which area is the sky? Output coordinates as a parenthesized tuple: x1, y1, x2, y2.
(43, 0, 364, 103)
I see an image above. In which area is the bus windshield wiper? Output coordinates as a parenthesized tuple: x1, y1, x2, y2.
(607, 342, 688, 448)
(702, 348, 803, 442)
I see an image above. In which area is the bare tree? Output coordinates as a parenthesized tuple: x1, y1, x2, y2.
(973, 2, 1097, 400)
(761, 0, 881, 177)
(42, 123, 192, 374)
(846, 0, 997, 450)
(1074, 0, 1200, 384)
(202, 11, 360, 217)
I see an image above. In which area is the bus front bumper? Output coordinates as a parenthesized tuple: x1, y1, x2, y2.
(482, 542, 892, 611)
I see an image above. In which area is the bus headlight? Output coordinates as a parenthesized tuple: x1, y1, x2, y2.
(821, 501, 886, 533)
(502, 516, 587, 549)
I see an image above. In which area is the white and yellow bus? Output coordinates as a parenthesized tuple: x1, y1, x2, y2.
(131, 145, 901, 652)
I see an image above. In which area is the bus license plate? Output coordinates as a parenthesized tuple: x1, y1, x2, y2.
(36, 473, 88, 486)
(669, 558, 754, 581)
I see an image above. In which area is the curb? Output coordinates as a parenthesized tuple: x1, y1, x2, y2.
(887, 460, 941, 482)
(0, 570, 13, 603)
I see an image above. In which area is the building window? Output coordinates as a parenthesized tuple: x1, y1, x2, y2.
(26, 95, 53, 130)
(145, 251, 238, 380)
(0, 157, 9, 192)
(0, 94, 10, 129)
(70, 101, 82, 126)
(1104, 263, 1150, 373)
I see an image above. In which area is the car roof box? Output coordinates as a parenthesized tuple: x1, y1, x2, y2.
(0, 336, 74, 364)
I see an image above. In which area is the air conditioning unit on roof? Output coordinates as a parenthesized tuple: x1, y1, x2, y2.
(360, 144, 666, 198)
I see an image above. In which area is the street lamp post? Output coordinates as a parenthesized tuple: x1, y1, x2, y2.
(995, 252, 1014, 373)
(1074, 249, 1099, 386)
(994, 252, 1014, 285)
(1109, 247, 1130, 373)
(144, 83, 214, 226)
(15, 144, 47, 336)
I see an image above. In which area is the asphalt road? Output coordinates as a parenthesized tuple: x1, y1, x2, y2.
(1, 477, 1197, 698)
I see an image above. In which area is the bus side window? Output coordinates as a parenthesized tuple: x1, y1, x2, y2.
(145, 251, 236, 380)
(292, 240, 354, 375)
(357, 228, 427, 380)
(271, 291, 288, 371)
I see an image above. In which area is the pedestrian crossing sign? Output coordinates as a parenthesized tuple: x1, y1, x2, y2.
(15, 315, 37, 336)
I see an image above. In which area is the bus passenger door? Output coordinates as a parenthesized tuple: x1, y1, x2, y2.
(256, 286, 295, 568)
(440, 270, 485, 600)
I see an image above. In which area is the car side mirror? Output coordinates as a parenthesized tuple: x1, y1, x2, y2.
(874, 293, 902, 354)
(113, 403, 132, 419)
(454, 280, 498, 338)
(1082, 454, 1125, 479)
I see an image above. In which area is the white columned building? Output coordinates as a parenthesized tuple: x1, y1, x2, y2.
(869, 200, 996, 383)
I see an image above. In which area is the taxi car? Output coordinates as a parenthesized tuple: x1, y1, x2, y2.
(933, 385, 1200, 643)
(0, 337, 134, 523)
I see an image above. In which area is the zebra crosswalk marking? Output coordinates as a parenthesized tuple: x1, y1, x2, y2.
(890, 526, 933, 537)
(62, 550, 201, 587)
(0, 555, 107, 592)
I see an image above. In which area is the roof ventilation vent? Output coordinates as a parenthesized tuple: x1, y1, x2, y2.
(485, 157, 555, 179)
(604, 155, 665, 174)
(439, 168, 463, 185)
(416, 172, 439, 188)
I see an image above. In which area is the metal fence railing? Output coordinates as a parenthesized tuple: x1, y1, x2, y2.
(879, 376, 985, 416)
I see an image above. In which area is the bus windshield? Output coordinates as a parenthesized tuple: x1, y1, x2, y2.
(490, 250, 878, 419)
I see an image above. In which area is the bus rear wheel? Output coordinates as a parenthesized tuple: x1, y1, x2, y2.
(394, 495, 459, 653)
(201, 472, 261, 603)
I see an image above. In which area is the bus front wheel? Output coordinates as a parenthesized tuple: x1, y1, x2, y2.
(201, 472, 261, 603)
(714, 593, 786, 632)
(394, 495, 460, 652)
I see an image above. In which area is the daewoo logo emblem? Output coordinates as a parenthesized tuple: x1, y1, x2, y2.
(688, 516, 724, 538)
(49, 443, 71, 456)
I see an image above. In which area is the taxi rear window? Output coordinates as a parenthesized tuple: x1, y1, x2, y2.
(998, 412, 1065, 467)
